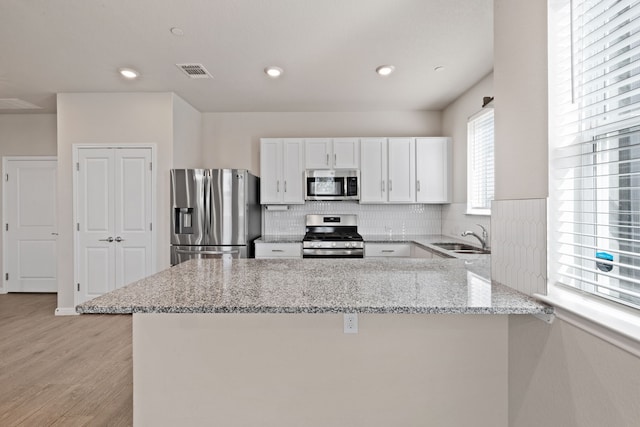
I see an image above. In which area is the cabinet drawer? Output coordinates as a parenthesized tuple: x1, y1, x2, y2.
(365, 243, 411, 258)
(255, 243, 301, 259)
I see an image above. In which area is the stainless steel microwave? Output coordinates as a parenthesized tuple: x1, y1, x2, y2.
(305, 169, 360, 201)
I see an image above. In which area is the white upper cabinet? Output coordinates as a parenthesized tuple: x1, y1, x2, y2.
(304, 138, 359, 169)
(332, 138, 360, 169)
(360, 138, 415, 203)
(387, 138, 416, 203)
(415, 137, 452, 203)
(261, 136, 450, 205)
(360, 138, 388, 203)
(304, 138, 331, 169)
(260, 138, 304, 204)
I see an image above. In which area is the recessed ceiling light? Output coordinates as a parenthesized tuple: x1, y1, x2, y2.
(375, 65, 395, 76)
(119, 68, 139, 79)
(264, 66, 283, 78)
(170, 27, 184, 36)
(434, 66, 445, 72)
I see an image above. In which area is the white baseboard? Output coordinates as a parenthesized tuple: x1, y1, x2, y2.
(55, 307, 79, 316)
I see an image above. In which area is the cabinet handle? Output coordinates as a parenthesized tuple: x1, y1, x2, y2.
(389, 180, 392, 191)
(98, 237, 114, 242)
(326, 154, 329, 165)
(277, 180, 280, 192)
(284, 181, 287, 192)
(417, 180, 421, 191)
(382, 180, 385, 192)
(381, 250, 395, 253)
(114, 236, 125, 242)
(334, 153, 337, 164)
(271, 249, 284, 252)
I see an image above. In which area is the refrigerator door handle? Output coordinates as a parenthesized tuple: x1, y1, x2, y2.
(175, 249, 240, 255)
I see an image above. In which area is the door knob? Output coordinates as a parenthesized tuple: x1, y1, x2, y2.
(114, 236, 125, 242)
(99, 237, 114, 242)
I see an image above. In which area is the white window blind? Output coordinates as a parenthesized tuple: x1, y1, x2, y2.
(550, 0, 640, 309)
(467, 109, 495, 215)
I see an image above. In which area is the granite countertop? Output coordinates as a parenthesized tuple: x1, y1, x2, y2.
(76, 257, 551, 315)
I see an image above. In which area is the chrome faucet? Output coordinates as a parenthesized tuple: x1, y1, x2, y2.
(461, 224, 488, 250)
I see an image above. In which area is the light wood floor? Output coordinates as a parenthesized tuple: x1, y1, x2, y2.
(0, 293, 132, 426)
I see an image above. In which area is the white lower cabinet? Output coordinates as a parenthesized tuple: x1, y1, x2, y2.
(255, 242, 302, 259)
(365, 243, 411, 258)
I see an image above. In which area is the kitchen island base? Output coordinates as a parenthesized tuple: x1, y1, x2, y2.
(133, 313, 508, 426)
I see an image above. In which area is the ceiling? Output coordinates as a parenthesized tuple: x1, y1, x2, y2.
(0, 0, 493, 114)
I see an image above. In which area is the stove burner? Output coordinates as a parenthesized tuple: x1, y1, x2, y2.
(303, 232, 363, 242)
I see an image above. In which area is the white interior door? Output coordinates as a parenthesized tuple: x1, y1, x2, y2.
(3, 157, 58, 293)
(77, 148, 116, 302)
(76, 147, 153, 304)
(113, 148, 152, 289)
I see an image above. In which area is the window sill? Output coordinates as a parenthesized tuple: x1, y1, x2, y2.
(466, 208, 491, 216)
(534, 285, 640, 358)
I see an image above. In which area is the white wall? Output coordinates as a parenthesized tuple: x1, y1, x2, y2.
(172, 94, 203, 169)
(493, 0, 640, 425)
(202, 111, 442, 174)
(0, 114, 57, 292)
(494, 0, 548, 200)
(56, 92, 175, 311)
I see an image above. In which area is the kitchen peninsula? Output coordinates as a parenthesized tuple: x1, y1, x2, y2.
(78, 257, 550, 427)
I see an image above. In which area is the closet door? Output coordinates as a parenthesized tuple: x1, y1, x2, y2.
(77, 148, 116, 303)
(76, 147, 153, 304)
(113, 148, 153, 290)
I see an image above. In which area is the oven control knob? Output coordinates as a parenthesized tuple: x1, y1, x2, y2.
(346, 242, 352, 248)
(332, 242, 337, 247)
(313, 242, 320, 248)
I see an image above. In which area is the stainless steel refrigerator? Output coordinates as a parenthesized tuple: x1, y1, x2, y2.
(170, 169, 261, 265)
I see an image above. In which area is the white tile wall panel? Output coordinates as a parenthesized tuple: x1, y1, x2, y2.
(491, 198, 547, 296)
(264, 202, 442, 238)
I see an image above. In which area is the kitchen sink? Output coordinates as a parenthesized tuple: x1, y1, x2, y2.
(433, 242, 491, 255)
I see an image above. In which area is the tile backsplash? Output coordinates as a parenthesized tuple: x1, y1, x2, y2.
(441, 203, 491, 245)
(491, 198, 547, 296)
(263, 202, 442, 237)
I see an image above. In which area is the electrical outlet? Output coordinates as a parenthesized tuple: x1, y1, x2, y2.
(343, 313, 358, 334)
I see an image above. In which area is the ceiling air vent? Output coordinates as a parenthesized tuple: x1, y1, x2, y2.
(176, 63, 213, 79)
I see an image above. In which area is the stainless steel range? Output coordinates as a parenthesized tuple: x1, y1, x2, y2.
(302, 214, 364, 258)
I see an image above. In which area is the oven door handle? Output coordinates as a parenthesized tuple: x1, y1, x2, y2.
(175, 249, 240, 255)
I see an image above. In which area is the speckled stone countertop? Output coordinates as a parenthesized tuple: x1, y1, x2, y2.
(76, 257, 551, 315)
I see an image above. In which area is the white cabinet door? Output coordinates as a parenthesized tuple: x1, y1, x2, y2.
(3, 158, 58, 292)
(360, 138, 388, 203)
(365, 243, 411, 257)
(76, 147, 153, 304)
(388, 138, 416, 203)
(416, 138, 452, 203)
(260, 139, 304, 204)
(304, 138, 360, 169)
(304, 138, 331, 169)
(282, 139, 304, 204)
(260, 139, 283, 204)
(333, 138, 360, 169)
(255, 242, 302, 259)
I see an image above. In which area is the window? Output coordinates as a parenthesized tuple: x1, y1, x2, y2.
(467, 108, 495, 215)
(550, 0, 640, 310)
